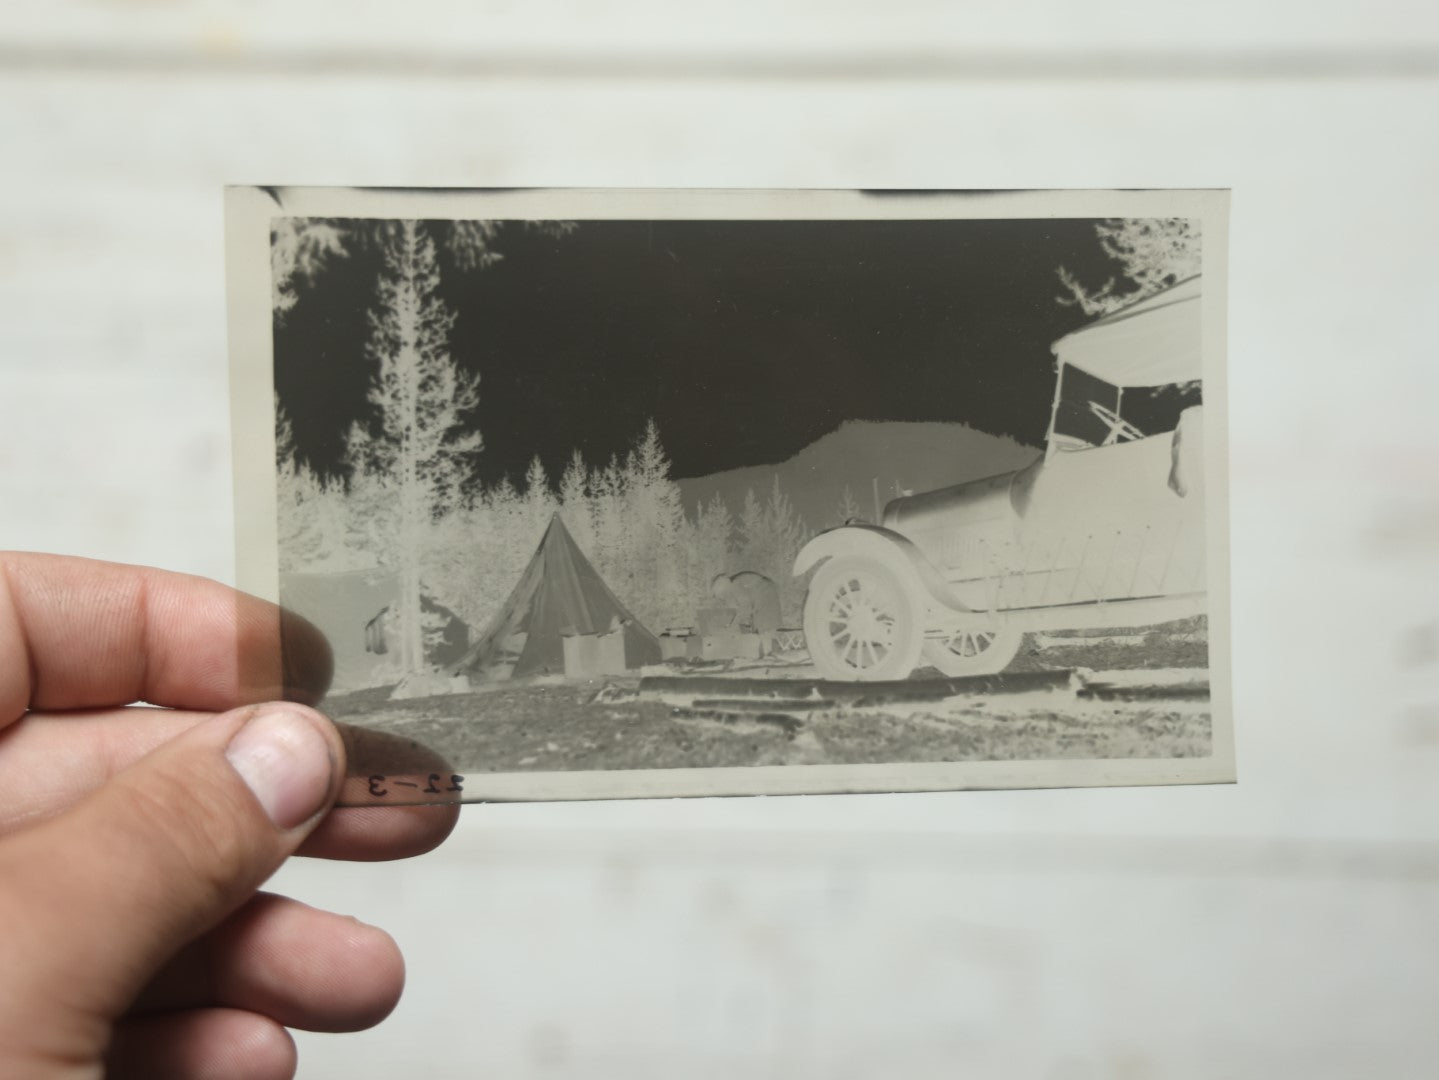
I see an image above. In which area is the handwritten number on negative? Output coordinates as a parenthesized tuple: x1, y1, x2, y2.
(365, 774, 465, 798)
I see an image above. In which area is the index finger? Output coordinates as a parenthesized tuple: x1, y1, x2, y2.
(0, 553, 332, 721)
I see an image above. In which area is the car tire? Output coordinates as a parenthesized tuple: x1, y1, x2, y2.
(922, 624, 1024, 678)
(803, 555, 925, 682)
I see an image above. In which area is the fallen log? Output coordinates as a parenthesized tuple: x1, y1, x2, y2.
(637, 668, 1079, 704)
(1078, 682, 1210, 702)
(691, 698, 833, 713)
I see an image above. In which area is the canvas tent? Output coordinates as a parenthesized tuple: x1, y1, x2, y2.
(278, 568, 469, 692)
(451, 513, 662, 679)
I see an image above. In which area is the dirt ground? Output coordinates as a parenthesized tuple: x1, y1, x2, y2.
(329, 618, 1212, 777)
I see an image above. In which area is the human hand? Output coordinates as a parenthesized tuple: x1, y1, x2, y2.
(0, 553, 459, 1078)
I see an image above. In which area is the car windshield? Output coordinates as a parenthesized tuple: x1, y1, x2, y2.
(1046, 276, 1204, 452)
(1048, 364, 1201, 452)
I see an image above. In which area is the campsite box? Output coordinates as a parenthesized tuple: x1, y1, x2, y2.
(659, 629, 704, 661)
(699, 631, 763, 662)
(695, 607, 767, 660)
(562, 627, 631, 677)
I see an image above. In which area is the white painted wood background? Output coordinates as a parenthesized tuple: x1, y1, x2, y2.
(3, 3, 1438, 1076)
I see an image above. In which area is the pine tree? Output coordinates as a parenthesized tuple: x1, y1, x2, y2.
(733, 478, 811, 624)
(687, 493, 735, 613)
(271, 218, 347, 319)
(345, 220, 481, 676)
(557, 449, 595, 556)
(624, 420, 687, 629)
(275, 404, 314, 569)
(1056, 218, 1202, 317)
(589, 456, 629, 591)
(339, 423, 399, 565)
(836, 485, 866, 527)
(485, 478, 529, 615)
(522, 455, 557, 547)
(272, 217, 578, 314)
(424, 501, 482, 630)
(276, 403, 356, 572)
(762, 476, 811, 622)
(736, 488, 766, 573)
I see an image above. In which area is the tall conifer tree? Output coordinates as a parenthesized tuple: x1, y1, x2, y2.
(346, 221, 481, 675)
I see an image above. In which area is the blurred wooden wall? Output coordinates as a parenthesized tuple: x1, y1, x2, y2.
(3, 3, 1438, 1076)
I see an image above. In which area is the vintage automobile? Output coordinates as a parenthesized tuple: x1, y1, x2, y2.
(794, 275, 1209, 680)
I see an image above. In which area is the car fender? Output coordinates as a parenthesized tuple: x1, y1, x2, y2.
(793, 525, 972, 615)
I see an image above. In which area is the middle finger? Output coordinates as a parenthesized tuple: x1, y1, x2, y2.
(131, 892, 405, 1033)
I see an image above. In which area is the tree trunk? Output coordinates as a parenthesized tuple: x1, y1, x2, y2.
(396, 221, 425, 675)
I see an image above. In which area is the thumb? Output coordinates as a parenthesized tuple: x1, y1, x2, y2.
(0, 702, 342, 1061)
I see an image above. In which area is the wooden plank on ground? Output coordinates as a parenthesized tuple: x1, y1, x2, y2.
(637, 668, 1079, 703)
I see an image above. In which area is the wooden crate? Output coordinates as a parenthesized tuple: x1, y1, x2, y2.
(562, 628, 631, 677)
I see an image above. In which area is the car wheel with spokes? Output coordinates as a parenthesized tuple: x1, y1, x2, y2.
(803, 556, 924, 682)
(922, 623, 1023, 677)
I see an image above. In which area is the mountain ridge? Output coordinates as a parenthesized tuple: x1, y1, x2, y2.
(676, 419, 1040, 533)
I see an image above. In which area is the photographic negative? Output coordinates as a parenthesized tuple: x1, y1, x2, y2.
(226, 187, 1233, 803)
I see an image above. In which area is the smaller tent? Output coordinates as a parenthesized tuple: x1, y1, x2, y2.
(279, 568, 469, 693)
(280, 568, 397, 693)
(451, 514, 662, 679)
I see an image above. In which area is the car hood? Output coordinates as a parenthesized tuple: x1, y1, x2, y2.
(882, 453, 1044, 537)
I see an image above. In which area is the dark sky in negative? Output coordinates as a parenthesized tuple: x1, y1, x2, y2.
(274, 217, 1119, 488)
